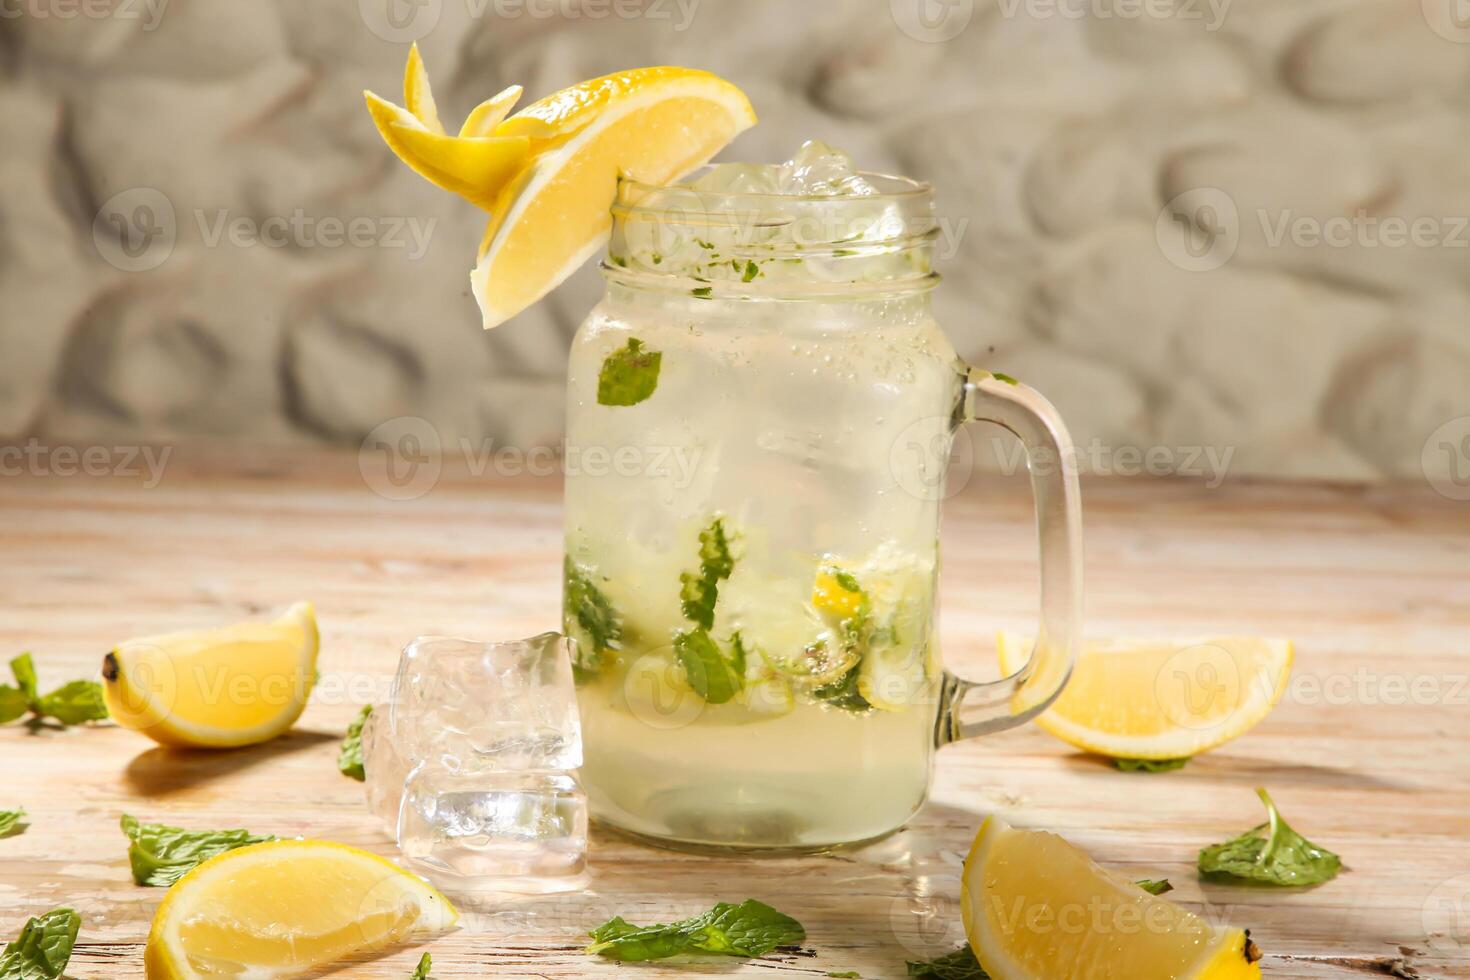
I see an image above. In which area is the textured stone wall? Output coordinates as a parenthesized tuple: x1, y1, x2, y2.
(5, 0, 1470, 486)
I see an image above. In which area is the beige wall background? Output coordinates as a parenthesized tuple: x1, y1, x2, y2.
(4, 0, 1470, 487)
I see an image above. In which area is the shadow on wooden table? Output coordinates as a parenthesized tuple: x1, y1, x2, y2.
(122, 729, 340, 798)
(1055, 751, 1413, 792)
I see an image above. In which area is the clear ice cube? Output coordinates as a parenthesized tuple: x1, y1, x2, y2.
(390, 632, 582, 772)
(362, 631, 588, 895)
(397, 770, 588, 893)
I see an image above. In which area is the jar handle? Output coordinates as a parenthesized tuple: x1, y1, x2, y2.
(937, 369, 1083, 744)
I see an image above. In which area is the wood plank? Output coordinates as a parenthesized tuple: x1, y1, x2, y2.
(1, 449, 1467, 977)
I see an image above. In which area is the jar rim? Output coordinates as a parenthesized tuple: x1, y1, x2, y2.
(614, 168, 934, 210)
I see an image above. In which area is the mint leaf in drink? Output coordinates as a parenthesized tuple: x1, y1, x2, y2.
(811, 662, 871, 713)
(1198, 788, 1341, 886)
(990, 371, 1019, 385)
(907, 946, 987, 979)
(0, 907, 80, 979)
(587, 899, 804, 961)
(1136, 878, 1173, 895)
(410, 952, 432, 978)
(338, 705, 372, 781)
(0, 809, 25, 840)
(679, 517, 735, 630)
(597, 338, 662, 406)
(674, 629, 744, 705)
(1115, 757, 1188, 773)
(3, 655, 108, 727)
(121, 814, 275, 887)
(36, 681, 108, 725)
(564, 557, 623, 677)
(742, 260, 760, 282)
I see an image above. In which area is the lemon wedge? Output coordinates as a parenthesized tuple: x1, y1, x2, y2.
(143, 839, 457, 980)
(471, 66, 756, 328)
(963, 816, 1262, 980)
(998, 633, 1292, 760)
(103, 602, 319, 749)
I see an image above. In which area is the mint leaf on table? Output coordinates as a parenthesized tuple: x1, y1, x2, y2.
(1136, 878, 1173, 895)
(674, 629, 744, 705)
(597, 338, 662, 407)
(1198, 788, 1341, 886)
(679, 517, 735, 630)
(121, 814, 274, 887)
(339, 705, 372, 781)
(907, 946, 987, 979)
(0, 687, 26, 725)
(0, 810, 25, 840)
(36, 681, 108, 725)
(2, 655, 107, 727)
(410, 952, 432, 978)
(0, 907, 81, 979)
(564, 557, 623, 677)
(588, 899, 804, 962)
(1115, 757, 1189, 773)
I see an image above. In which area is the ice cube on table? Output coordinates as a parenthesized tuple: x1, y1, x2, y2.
(390, 632, 582, 772)
(362, 631, 588, 895)
(397, 770, 588, 893)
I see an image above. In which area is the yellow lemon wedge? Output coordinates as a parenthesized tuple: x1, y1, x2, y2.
(471, 66, 756, 329)
(143, 839, 457, 980)
(998, 633, 1293, 761)
(963, 816, 1262, 980)
(103, 602, 319, 749)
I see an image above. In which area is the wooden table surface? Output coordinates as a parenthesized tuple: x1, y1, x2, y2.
(2, 449, 1468, 978)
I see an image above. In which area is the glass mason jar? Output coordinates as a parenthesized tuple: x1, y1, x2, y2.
(563, 172, 1081, 851)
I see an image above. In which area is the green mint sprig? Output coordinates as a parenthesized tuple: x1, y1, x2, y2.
(1115, 757, 1188, 773)
(0, 907, 80, 979)
(674, 630, 745, 705)
(410, 952, 432, 978)
(587, 899, 804, 962)
(564, 558, 622, 677)
(0, 654, 107, 727)
(0, 810, 25, 840)
(597, 337, 662, 406)
(339, 705, 372, 781)
(1198, 788, 1341, 886)
(679, 517, 735, 630)
(121, 814, 274, 887)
